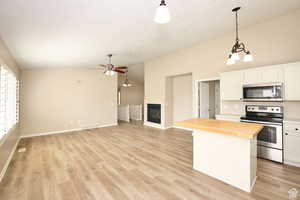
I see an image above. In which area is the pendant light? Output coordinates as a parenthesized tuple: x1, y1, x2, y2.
(226, 7, 253, 65)
(122, 70, 132, 87)
(154, 0, 171, 24)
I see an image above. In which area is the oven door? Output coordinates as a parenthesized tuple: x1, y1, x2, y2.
(241, 120, 283, 149)
(242, 83, 283, 102)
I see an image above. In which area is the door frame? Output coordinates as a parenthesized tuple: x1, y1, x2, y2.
(195, 77, 220, 118)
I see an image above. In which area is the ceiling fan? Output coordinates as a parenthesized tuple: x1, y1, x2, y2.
(97, 54, 128, 76)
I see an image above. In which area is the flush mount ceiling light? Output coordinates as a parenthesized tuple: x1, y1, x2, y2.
(122, 70, 132, 87)
(154, 0, 171, 24)
(226, 7, 253, 65)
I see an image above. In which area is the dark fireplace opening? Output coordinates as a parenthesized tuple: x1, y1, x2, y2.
(147, 104, 161, 124)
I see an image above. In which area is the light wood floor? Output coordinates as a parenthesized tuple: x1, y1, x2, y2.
(0, 122, 300, 200)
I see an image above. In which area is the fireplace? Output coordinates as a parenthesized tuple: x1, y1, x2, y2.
(147, 104, 161, 124)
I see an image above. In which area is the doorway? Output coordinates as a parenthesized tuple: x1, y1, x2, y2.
(165, 73, 193, 127)
(197, 79, 220, 119)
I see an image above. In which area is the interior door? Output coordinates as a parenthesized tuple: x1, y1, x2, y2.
(199, 82, 209, 118)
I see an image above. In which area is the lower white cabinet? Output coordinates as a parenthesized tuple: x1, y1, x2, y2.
(284, 121, 300, 167)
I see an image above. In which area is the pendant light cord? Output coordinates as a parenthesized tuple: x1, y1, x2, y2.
(235, 10, 239, 42)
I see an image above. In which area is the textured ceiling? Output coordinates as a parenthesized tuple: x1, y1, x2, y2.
(0, 0, 299, 69)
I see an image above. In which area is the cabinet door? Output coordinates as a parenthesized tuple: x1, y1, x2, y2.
(220, 71, 243, 101)
(284, 132, 300, 165)
(284, 62, 300, 100)
(261, 67, 284, 83)
(244, 66, 284, 84)
(243, 69, 261, 84)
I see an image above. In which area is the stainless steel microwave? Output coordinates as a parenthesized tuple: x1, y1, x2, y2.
(242, 82, 283, 102)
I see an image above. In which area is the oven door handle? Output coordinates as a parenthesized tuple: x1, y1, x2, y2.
(241, 119, 282, 126)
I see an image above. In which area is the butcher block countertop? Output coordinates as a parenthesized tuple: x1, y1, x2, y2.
(175, 118, 263, 139)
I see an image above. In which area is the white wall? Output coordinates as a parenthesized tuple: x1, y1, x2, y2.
(172, 74, 193, 122)
(118, 75, 144, 105)
(120, 84, 144, 105)
(144, 9, 300, 127)
(20, 68, 118, 136)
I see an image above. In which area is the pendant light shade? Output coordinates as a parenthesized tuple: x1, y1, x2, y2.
(226, 54, 235, 65)
(226, 7, 253, 65)
(243, 51, 253, 62)
(231, 52, 240, 61)
(154, 0, 171, 24)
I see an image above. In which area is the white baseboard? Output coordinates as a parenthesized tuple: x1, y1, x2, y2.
(172, 126, 193, 131)
(250, 176, 257, 192)
(21, 123, 118, 139)
(284, 160, 300, 168)
(0, 138, 20, 183)
(144, 121, 166, 129)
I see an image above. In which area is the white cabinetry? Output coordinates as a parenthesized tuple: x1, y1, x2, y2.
(284, 121, 300, 167)
(284, 62, 300, 100)
(244, 66, 284, 84)
(262, 67, 284, 83)
(220, 71, 243, 101)
(220, 61, 300, 101)
(243, 69, 260, 84)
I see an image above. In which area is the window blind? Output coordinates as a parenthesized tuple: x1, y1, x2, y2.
(0, 66, 18, 140)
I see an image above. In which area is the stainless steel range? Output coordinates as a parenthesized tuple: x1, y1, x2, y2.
(240, 105, 283, 163)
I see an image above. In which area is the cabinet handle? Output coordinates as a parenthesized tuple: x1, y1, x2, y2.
(285, 133, 288, 135)
(295, 128, 299, 131)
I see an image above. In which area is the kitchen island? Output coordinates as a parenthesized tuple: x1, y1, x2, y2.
(175, 118, 263, 192)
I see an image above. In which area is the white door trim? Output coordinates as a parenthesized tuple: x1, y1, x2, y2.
(195, 77, 220, 118)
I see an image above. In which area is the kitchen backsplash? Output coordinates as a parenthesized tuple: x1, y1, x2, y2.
(222, 101, 300, 119)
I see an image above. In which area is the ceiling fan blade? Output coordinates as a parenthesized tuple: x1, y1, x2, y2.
(114, 66, 127, 69)
(113, 69, 125, 73)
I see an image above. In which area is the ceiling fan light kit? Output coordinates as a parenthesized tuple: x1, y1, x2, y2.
(105, 70, 115, 76)
(154, 0, 171, 24)
(226, 7, 253, 65)
(100, 54, 127, 76)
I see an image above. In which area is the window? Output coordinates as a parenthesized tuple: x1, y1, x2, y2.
(0, 65, 19, 141)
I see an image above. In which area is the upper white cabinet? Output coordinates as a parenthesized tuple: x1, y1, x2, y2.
(261, 66, 284, 83)
(220, 71, 243, 101)
(284, 62, 300, 101)
(243, 69, 261, 84)
(243, 66, 284, 85)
